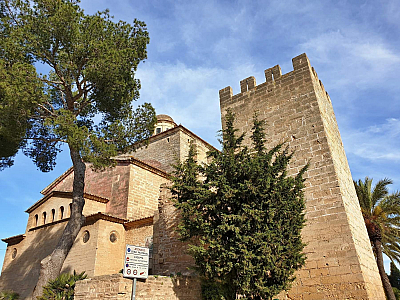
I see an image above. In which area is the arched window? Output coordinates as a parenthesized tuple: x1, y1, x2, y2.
(59, 206, 64, 219)
(42, 212, 47, 225)
(51, 209, 56, 222)
(34, 214, 38, 227)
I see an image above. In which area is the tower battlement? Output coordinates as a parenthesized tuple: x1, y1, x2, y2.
(219, 53, 333, 106)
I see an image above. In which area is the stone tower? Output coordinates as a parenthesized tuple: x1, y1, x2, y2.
(219, 53, 385, 299)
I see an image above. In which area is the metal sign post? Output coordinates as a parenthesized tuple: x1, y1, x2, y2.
(131, 278, 137, 300)
(123, 245, 149, 300)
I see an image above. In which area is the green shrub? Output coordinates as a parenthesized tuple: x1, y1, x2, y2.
(37, 271, 87, 300)
(393, 287, 400, 300)
(0, 290, 19, 300)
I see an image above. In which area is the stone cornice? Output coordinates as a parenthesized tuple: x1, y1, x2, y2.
(25, 191, 109, 214)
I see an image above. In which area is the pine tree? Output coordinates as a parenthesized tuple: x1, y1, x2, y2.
(172, 110, 307, 300)
(0, 0, 155, 296)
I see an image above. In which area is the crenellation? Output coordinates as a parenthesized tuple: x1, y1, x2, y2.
(292, 53, 311, 70)
(311, 66, 318, 80)
(218, 86, 233, 104)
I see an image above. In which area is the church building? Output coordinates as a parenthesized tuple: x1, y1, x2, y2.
(0, 114, 213, 299)
(0, 54, 387, 299)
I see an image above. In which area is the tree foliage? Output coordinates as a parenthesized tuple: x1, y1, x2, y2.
(354, 177, 400, 262)
(0, 0, 155, 296)
(354, 177, 400, 300)
(0, 290, 19, 300)
(389, 262, 400, 290)
(172, 111, 307, 300)
(0, 0, 156, 171)
(389, 262, 400, 300)
(37, 271, 87, 300)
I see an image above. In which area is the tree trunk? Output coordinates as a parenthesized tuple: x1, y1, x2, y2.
(32, 146, 86, 299)
(373, 239, 396, 300)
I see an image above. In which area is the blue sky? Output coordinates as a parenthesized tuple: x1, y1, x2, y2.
(1, 0, 400, 273)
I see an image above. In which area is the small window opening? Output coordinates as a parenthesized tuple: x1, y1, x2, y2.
(69, 203, 72, 217)
(51, 209, 55, 222)
(156, 127, 161, 134)
(82, 230, 90, 243)
(42, 212, 47, 225)
(167, 137, 170, 142)
(12, 248, 17, 259)
(34, 214, 38, 227)
(59, 206, 64, 219)
(110, 231, 118, 243)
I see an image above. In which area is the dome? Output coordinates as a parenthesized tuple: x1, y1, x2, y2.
(153, 114, 177, 135)
(156, 114, 175, 124)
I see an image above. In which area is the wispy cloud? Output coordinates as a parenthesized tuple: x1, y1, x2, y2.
(344, 118, 400, 161)
(300, 31, 400, 91)
(136, 61, 262, 146)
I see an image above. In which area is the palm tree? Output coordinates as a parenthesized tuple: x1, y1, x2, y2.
(354, 177, 400, 300)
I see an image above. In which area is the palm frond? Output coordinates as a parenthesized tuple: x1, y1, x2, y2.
(354, 178, 372, 213)
(354, 176, 400, 264)
(371, 178, 392, 207)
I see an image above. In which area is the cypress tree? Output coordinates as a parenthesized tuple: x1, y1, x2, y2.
(390, 262, 400, 289)
(172, 110, 307, 300)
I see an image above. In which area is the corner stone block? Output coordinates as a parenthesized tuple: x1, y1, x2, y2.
(265, 65, 281, 82)
(240, 79, 247, 93)
(247, 76, 256, 89)
(264, 67, 273, 82)
(292, 53, 310, 70)
(271, 65, 282, 80)
(219, 86, 233, 101)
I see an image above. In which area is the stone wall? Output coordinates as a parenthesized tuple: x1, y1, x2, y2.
(127, 164, 169, 220)
(44, 162, 132, 219)
(26, 195, 106, 231)
(133, 129, 182, 173)
(152, 185, 195, 276)
(74, 274, 201, 300)
(132, 127, 212, 174)
(0, 219, 127, 299)
(0, 222, 66, 299)
(219, 53, 385, 299)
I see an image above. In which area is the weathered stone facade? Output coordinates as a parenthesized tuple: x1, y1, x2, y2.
(219, 53, 385, 299)
(0, 120, 213, 299)
(0, 54, 386, 299)
(152, 185, 195, 276)
(74, 274, 201, 300)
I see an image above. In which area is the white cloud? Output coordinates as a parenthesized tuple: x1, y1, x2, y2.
(136, 61, 263, 147)
(300, 30, 400, 91)
(343, 118, 400, 162)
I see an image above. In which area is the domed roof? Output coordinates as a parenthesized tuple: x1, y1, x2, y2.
(156, 114, 175, 124)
